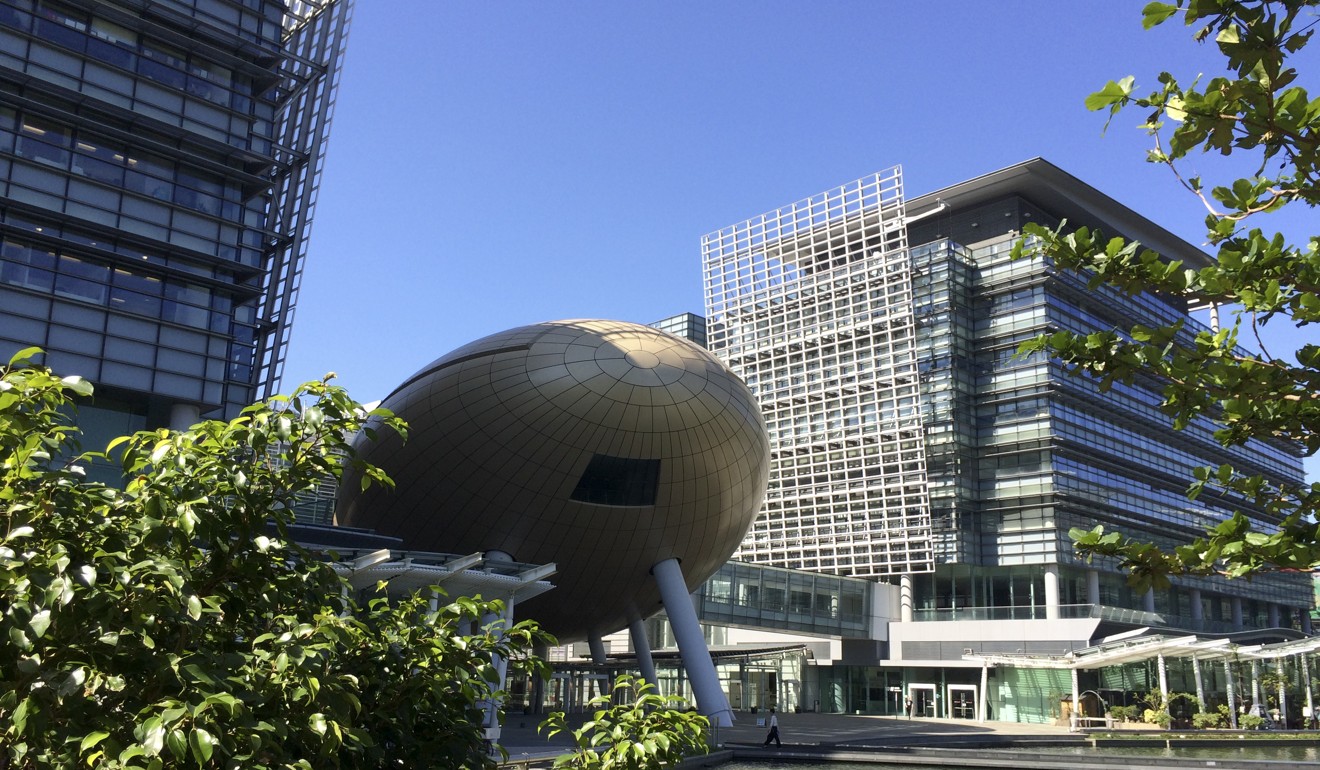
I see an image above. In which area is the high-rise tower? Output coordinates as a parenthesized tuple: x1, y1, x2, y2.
(0, 0, 351, 445)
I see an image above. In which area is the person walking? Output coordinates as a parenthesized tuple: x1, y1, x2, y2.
(762, 707, 781, 747)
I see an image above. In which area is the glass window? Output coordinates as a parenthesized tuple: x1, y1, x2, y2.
(570, 455, 661, 506)
(109, 286, 160, 317)
(34, 1, 87, 51)
(17, 116, 70, 166)
(0, 239, 55, 291)
(87, 17, 135, 68)
(54, 274, 106, 303)
(138, 40, 185, 88)
(124, 153, 172, 200)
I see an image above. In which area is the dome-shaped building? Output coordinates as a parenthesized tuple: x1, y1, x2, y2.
(337, 319, 770, 649)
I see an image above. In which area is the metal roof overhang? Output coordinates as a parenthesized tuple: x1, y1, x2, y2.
(328, 549, 557, 606)
(964, 631, 1320, 670)
(906, 158, 1214, 271)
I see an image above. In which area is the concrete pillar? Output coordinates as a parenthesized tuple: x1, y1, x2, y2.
(900, 574, 914, 623)
(1086, 569, 1100, 607)
(1189, 588, 1204, 626)
(1143, 588, 1156, 615)
(1192, 656, 1205, 714)
(1269, 604, 1281, 628)
(1302, 609, 1314, 635)
(1044, 565, 1060, 621)
(531, 643, 549, 714)
(479, 596, 516, 742)
(1277, 658, 1288, 728)
(1232, 597, 1244, 630)
(1157, 653, 1169, 710)
(169, 402, 200, 431)
(1303, 653, 1315, 728)
(588, 633, 609, 698)
(653, 558, 733, 726)
(588, 634, 607, 664)
(1251, 659, 1262, 708)
(629, 618, 658, 689)
(1070, 667, 1080, 732)
(979, 663, 989, 723)
(1225, 659, 1238, 728)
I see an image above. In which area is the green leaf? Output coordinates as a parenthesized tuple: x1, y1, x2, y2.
(28, 609, 50, 638)
(1141, 2, 1178, 29)
(188, 728, 215, 764)
(80, 731, 110, 753)
(1085, 76, 1135, 111)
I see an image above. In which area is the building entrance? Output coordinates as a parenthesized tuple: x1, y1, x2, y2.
(947, 684, 977, 719)
(908, 683, 937, 717)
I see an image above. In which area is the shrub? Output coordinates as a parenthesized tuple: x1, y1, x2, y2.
(1108, 705, 1139, 723)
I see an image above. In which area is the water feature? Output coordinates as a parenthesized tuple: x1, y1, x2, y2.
(716, 743, 1320, 768)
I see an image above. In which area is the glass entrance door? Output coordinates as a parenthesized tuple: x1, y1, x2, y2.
(948, 684, 977, 719)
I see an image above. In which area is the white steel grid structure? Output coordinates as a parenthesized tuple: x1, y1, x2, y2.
(702, 167, 934, 577)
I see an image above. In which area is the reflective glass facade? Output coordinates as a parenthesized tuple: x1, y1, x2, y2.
(705, 161, 1311, 625)
(0, 0, 351, 422)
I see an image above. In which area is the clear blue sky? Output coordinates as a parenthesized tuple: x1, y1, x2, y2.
(281, 1, 1315, 474)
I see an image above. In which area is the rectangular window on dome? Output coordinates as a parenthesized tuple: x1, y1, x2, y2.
(571, 455, 660, 507)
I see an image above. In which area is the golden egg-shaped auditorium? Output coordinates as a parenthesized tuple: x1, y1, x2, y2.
(337, 319, 770, 648)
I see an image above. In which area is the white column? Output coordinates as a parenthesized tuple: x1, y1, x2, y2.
(652, 558, 733, 726)
(1143, 588, 1156, 614)
(1277, 658, 1288, 727)
(1157, 653, 1169, 709)
(1303, 653, 1315, 728)
(1070, 667, 1080, 731)
(480, 595, 516, 742)
(900, 574, 914, 623)
(629, 618, 658, 689)
(1232, 597, 1244, 630)
(1192, 656, 1205, 714)
(1269, 604, 1281, 628)
(979, 663, 989, 723)
(1044, 565, 1061, 621)
(1189, 588, 1203, 626)
(169, 402, 200, 431)
(1251, 659, 1262, 708)
(1225, 659, 1238, 728)
(1086, 570, 1100, 607)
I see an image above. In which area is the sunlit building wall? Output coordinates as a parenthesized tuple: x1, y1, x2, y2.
(0, 0, 352, 451)
(704, 159, 1312, 633)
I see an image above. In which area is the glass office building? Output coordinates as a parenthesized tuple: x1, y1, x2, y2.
(703, 159, 1312, 634)
(0, 0, 352, 444)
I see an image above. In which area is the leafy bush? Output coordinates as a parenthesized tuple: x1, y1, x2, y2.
(0, 349, 553, 768)
(1143, 708, 1172, 728)
(1192, 712, 1225, 729)
(1239, 713, 1266, 730)
(1107, 705, 1139, 722)
(541, 675, 710, 770)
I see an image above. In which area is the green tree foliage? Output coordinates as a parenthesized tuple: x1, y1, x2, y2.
(540, 675, 709, 770)
(1012, 0, 1320, 588)
(0, 348, 552, 768)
